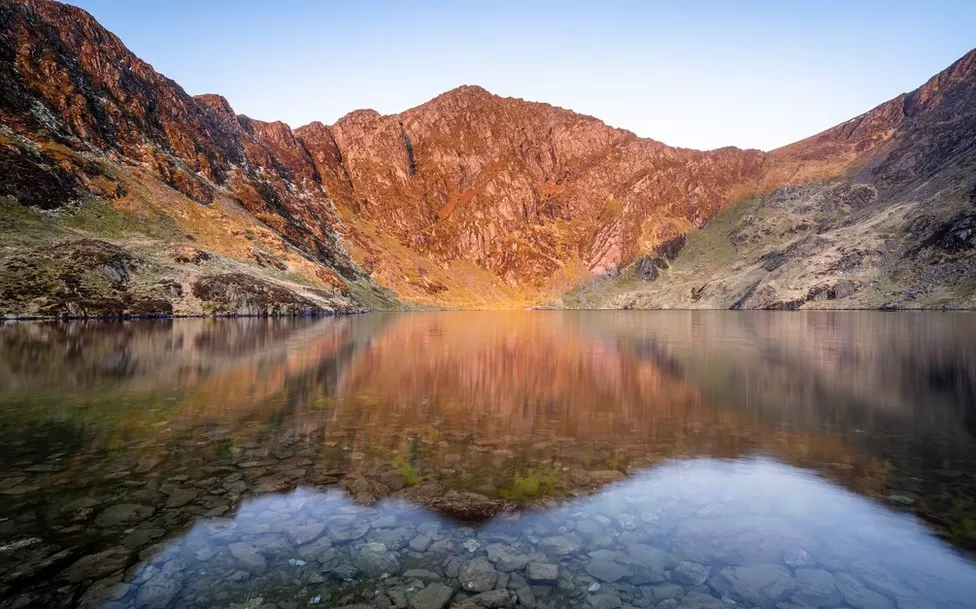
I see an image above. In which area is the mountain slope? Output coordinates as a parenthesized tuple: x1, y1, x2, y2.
(560, 49, 976, 310)
(0, 0, 973, 315)
(0, 0, 399, 317)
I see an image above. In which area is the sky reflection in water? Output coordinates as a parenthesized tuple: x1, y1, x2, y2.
(127, 458, 976, 609)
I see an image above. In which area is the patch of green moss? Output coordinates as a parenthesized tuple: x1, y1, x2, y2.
(0, 197, 180, 247)
(346, 278, 407, 311)
(669, 195, 762, 272)
(394, 456, 421, 487)
(499, 468, 556, 500)
(60, 197, 181, 239)
(948, 499, 976, 547)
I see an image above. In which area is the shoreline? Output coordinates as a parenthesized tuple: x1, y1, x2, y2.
(2, 306, 975, 322)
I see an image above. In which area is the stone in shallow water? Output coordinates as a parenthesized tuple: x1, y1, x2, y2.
(60, 497, 100, 522)
(460, 589, 512, 608)
(886, 494, 916, 506)
(588, 470, 627, 484)
(673, 560, 709, 586)
(792, 568, 843, 607)
(526, 562, 558, 583)
(354, 542, 400, 578)
(585, 559, 632, 583)
(538, 535, 581, 556)
(403, 569, 441, 582)
(711, 564, 795, 606)
(417, 522, 442, 538)
(374, 527, 415, 551)
(409, 535, 433, 552)
(58, 547, 131, 583)
(588, 593, 622, 609)
(0, 483, 41, 495)
(854, 567, 920, 601)
(122, 527, 167, 551)
(409, 582, 454, 609)
(296, 536, 333, 561)
(624, 543, 672, 574)
(77, 575, 126, 608)
(285, 522, 325, 545)
(783, 548, 814, 568)
(678, 592, 726, 609)
(327, 515, 370, 542)
(673, 517, 814, 565)
(460, 558, 499, 592)
(507, 574, 536, 608)
(834, 573, 894, 609)
(164, 488, 199, 508)
(95, 504, 155, 528)
(135, 456, 162, 474)
(643, 584, 683, 601)
(372, 515, 399, 529)
(228, 542, 266, 575)
(135, 572, 183, 609)
(576, 519, 607, 539)
(486, 543, 529, 572)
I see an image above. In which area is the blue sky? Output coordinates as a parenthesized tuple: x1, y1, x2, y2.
(69, 1, 974, 151)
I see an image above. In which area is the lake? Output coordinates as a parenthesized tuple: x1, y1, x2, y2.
(0, 311, 974, 609)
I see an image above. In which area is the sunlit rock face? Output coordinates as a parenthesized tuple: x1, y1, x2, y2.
(3, 1, 976, 311)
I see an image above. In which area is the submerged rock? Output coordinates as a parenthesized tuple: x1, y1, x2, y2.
(792, 568, 843, 607)
(58, 547, 131, 583)
(135, 572, 183, 609)
(354, 542, 400, 578)
(585, 558, 632, 583)
(538, 535, 581, 556)
(409, 582, 454, 609)
(526, 563, 558, 583)
(228, 543, 266, 575)
(485, 544, 528, 572)
(711, 564, 795, 606)
(459, 558, 498, 592)
(94, 504, 155, 528)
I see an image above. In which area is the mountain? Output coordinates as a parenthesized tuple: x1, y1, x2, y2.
(0, 0, 973, 316)
(567, 49, 976, 310)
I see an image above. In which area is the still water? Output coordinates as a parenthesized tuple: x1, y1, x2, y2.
(0, 312, 974, 609)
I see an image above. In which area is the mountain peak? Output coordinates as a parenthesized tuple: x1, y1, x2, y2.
(438, 84, 494, 98)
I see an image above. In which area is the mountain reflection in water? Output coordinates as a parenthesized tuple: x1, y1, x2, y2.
(0, 311, 973, 609)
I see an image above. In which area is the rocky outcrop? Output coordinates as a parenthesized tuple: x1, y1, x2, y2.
(191, 273, 357, 317)
(0, 240, 173, 318)
(0, 239, 365, 319)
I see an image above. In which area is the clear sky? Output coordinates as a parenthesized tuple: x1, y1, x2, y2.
(67, 0, 974, 151)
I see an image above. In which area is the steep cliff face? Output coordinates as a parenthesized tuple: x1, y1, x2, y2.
(0, 0, 974, 313)
(314, 86, 767, 306)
